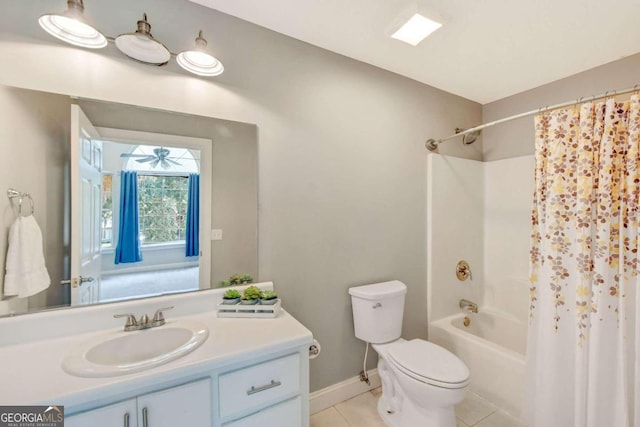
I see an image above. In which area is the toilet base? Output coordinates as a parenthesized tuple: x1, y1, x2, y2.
(377, 392, 457, 427)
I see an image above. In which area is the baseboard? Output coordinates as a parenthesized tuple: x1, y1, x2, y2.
(310, 369, 381, 415)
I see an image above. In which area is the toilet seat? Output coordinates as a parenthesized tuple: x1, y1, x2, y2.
(386, 339, 470, 389)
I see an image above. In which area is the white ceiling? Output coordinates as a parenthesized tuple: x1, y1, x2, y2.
(190, 0, 640, 104)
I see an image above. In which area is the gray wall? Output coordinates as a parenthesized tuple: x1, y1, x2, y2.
(483, 53, 640, 161)
(0, 0, 482, 391)
(78, 100, 259, 286)
(0, 86, 70, 314)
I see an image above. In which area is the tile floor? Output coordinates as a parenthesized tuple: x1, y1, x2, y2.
(310, 388, 524, 427)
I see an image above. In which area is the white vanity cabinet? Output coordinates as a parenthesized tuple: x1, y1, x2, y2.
(64, 349, 308, 427)
(65, 399, 138, 427)
(219, 353, 301, 426)
(66, 378, 211, 427)
(223, 397, 301, 427)
(137, 378, 211, 426)
(0, 289, 313, 427)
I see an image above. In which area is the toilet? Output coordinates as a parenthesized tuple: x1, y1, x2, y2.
(349, 280, 469, 427)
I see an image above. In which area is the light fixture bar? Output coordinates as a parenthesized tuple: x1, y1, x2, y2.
(38, 2, 224, 77)
(391, 13, 442, 46)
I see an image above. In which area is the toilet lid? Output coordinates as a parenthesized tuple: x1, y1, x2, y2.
(387, 339, 469, 387)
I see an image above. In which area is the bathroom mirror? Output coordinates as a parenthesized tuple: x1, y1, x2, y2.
(0, 84, 258, 317)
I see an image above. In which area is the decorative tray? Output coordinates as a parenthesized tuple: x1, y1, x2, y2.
(216, 299, 283, 318)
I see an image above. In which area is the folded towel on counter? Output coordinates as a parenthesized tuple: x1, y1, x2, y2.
(3, 215, 51, 298)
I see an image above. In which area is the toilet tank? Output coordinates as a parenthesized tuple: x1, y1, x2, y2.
(349, 280, 407, 344)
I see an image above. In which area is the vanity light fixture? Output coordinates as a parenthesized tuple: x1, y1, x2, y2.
(176, 31, 225, 77)
(38, 0, 107, 49)
(115, 13, 171, 66)
(38, 2, 224, 77)
(391, 13, 442, 46)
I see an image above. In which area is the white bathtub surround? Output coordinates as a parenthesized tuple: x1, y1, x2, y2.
(483, 156, 534, 321)
(526, 100, 640, 427)
(426, 154, 485, 325)
(0, 282, 313, 426)
(427, 154, 534, 418)
(430, 311, 525, 418)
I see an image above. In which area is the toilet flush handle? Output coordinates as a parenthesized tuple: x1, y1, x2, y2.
(372, 302, 382, 309)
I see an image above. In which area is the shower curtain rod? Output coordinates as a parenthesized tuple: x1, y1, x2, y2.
(425, 84, 640, 151)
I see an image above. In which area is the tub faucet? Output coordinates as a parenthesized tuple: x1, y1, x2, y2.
(459, 299, 478, 314)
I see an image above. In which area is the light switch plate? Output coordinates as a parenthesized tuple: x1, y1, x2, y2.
(211, 229, 223, 240)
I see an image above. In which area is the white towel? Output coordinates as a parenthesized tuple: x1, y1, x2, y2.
(3, 215, 51, 298)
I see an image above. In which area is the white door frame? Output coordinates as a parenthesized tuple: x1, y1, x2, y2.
(96, 127, 212, 290)
(70, 105, 102, 306)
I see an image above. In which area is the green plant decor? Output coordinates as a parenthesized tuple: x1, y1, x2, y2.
(223, 289, 241, 299)
(219, 274, 254, 288)
(242, 285, 263, 301)
(230, 274, 254, 286)
(261, 290, 278, 300)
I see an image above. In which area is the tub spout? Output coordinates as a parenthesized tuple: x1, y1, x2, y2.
(459, 299, 478, 314)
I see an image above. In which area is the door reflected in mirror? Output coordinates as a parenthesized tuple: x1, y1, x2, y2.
(0, 85, 258, 317)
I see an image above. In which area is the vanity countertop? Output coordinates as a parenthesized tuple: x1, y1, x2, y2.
(0, 285, 313, 411)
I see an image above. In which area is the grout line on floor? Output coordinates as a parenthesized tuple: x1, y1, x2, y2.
(332, 404, 352, 426)
(469, 408, 498, 427)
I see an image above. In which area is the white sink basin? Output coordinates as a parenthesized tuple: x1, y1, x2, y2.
(62, 319, 209, 377)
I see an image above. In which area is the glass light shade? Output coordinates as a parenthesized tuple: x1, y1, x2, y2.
(177, 51, 224, 77)
(115, 14, 170, 66)
(38, 4, 106, 49)
(115, 34, 171, 65)
(176, 31, 224, 77)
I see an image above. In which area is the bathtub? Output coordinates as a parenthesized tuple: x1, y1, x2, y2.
(429, 310, 526, 418)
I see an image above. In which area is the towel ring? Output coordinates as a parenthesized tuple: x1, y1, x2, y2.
(7, 189, 34, 217)
(18, 194, 34, 216)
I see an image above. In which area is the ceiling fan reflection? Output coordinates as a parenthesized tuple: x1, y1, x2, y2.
(120, 147, 182, 170)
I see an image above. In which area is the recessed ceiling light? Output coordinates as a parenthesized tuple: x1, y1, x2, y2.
(391, 13, 442, 46)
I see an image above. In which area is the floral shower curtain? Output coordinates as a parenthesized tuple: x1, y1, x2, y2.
(526, 95, 640, 426)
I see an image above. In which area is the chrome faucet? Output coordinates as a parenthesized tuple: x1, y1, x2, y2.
(114, 306, 174, 332)
(459, 299, 478, 314)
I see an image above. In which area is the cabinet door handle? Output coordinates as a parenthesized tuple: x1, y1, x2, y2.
(124, 412, 129, 427)
(247, 380, 282, 395)
(142, 407, 149, 427)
